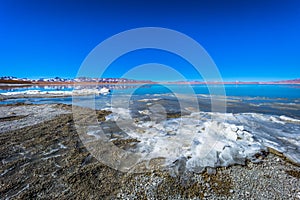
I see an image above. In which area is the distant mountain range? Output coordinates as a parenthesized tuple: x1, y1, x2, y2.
(272, 78, 300, 84)
(0, 76, 153, 84)
(0, 76, 299, 85)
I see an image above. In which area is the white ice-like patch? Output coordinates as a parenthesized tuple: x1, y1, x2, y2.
(0, 90, 72, 95)
(86, 126, 102, 140)
(0, 104, 71, 133)
(138, 110, 151, 115)
(138, 98, 160, 102)
(279, 115, 300, 123)
(105, 109, 300, 172)
(0, 87, 110, 96)
(58, 143, 67, 149)
(99, 87, 110, 95)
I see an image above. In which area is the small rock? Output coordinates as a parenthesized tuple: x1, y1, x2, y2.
(204, 192, 210, 197)
(206, 167, 216, 175)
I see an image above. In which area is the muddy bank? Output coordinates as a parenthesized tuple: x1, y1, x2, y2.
(0, 104, 300, 199)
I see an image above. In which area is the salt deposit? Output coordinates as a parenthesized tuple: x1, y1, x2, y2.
(103, 109, 300, 172)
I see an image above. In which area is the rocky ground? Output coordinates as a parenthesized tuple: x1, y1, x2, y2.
(0, 103, 300, 199)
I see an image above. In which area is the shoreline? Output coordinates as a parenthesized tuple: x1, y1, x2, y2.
(0, 103, 300, 199)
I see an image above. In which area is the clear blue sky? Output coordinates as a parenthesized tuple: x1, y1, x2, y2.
(0, 0, 299, 81)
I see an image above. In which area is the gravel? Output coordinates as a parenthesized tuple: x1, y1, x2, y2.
(0, 103, 299, 199)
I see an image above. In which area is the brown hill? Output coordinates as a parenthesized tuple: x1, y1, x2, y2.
(0, 79, 32, 84)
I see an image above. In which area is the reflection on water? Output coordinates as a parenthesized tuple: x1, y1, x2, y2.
(0, 85, 32, 90)
(0, 84, 150, 93)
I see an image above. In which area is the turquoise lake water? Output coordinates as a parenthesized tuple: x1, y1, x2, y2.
(1, 84, 300, 98)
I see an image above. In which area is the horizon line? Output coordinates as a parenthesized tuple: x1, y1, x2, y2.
(1, 76, 300, 84)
